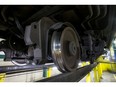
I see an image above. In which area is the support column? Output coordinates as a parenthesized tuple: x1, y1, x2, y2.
(98, 63, 102, 82)
(43, 67, 48, 78)
(93, 67, 99, 82)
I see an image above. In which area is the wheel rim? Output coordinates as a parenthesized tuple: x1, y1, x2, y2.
(51, 27, 80, 72)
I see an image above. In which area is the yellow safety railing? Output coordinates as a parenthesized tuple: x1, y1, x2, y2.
(0, 73, 6, 82)
(93, 63, 103, 82)
(83, 55, 116, 82)
(81, 56, 104, 82)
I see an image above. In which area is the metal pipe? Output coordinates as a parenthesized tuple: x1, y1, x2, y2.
(0, 64, 54, 74)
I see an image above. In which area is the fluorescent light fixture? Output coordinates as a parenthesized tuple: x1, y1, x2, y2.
(0, 38, 5, 42)
(114, 40, 116, 44)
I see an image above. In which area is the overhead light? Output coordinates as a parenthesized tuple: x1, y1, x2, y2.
(0, 38, 5, 42)
(114, 40, 116, 44)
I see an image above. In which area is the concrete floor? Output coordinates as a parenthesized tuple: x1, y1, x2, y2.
(1, 59, 116, 82)
(0, 59, 14, 66)
(80, 71, 94, 82)
(0, 59, 61, 82)
(101, 72, 116, 82)
(5, 69, 116, 82)
(5, 67, 61, 82)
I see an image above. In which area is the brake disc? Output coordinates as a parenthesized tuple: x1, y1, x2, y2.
(51, 27, 80, 72)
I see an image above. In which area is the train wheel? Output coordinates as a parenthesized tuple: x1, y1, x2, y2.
(51, 26, 80, 72)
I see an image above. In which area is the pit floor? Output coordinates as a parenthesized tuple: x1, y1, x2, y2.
(80, 71, 116, 82)
(1, 59, 116, 82)
(101, 72, 116, 82)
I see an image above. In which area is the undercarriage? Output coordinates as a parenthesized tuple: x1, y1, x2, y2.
(0, 5, 116, 72)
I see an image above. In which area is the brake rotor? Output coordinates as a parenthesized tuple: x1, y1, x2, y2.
(51, 27, 80, 72)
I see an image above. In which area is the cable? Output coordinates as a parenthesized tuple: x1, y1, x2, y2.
(14, 16, 24, 35)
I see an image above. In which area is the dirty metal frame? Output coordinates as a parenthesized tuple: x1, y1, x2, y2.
(36, 63, 98, 82)
(23, 6, 68, 25)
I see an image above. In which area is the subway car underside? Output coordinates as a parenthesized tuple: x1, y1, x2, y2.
(0, 5, 116, 72)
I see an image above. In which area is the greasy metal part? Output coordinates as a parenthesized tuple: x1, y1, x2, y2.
(88, 6, 100, 30)
(24, 17, 55, 64)
(94, 6, 107, 30)
(14, 16, 24, 35)
(1, 6, 8, 22)
(82, 6, 101, 30)
(37, 17, 55, 63)
(51, 27, 80, 72)
(80, 6, 108, 31)
(81, 6, 93, 30)
(51, 31, 65, 72)
(0, 64, 55, 74)
(37, 63, 98, 82)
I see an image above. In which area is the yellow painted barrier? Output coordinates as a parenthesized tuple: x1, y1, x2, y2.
(48, 67, 52, 78)
(86, 72, 91, 82)
(94, 54, 116, 82)
(0, 73, 6, 82)
(93, 66, 99, 82)
(81, 55, 116, 82)
(94, 55, 103, 82)
(93, 63, 103, 82)
(98, 63, 102, 81)
(82, 62, 87, 67)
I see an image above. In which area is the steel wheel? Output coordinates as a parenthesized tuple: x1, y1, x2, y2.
(51, 26, 80, 72)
